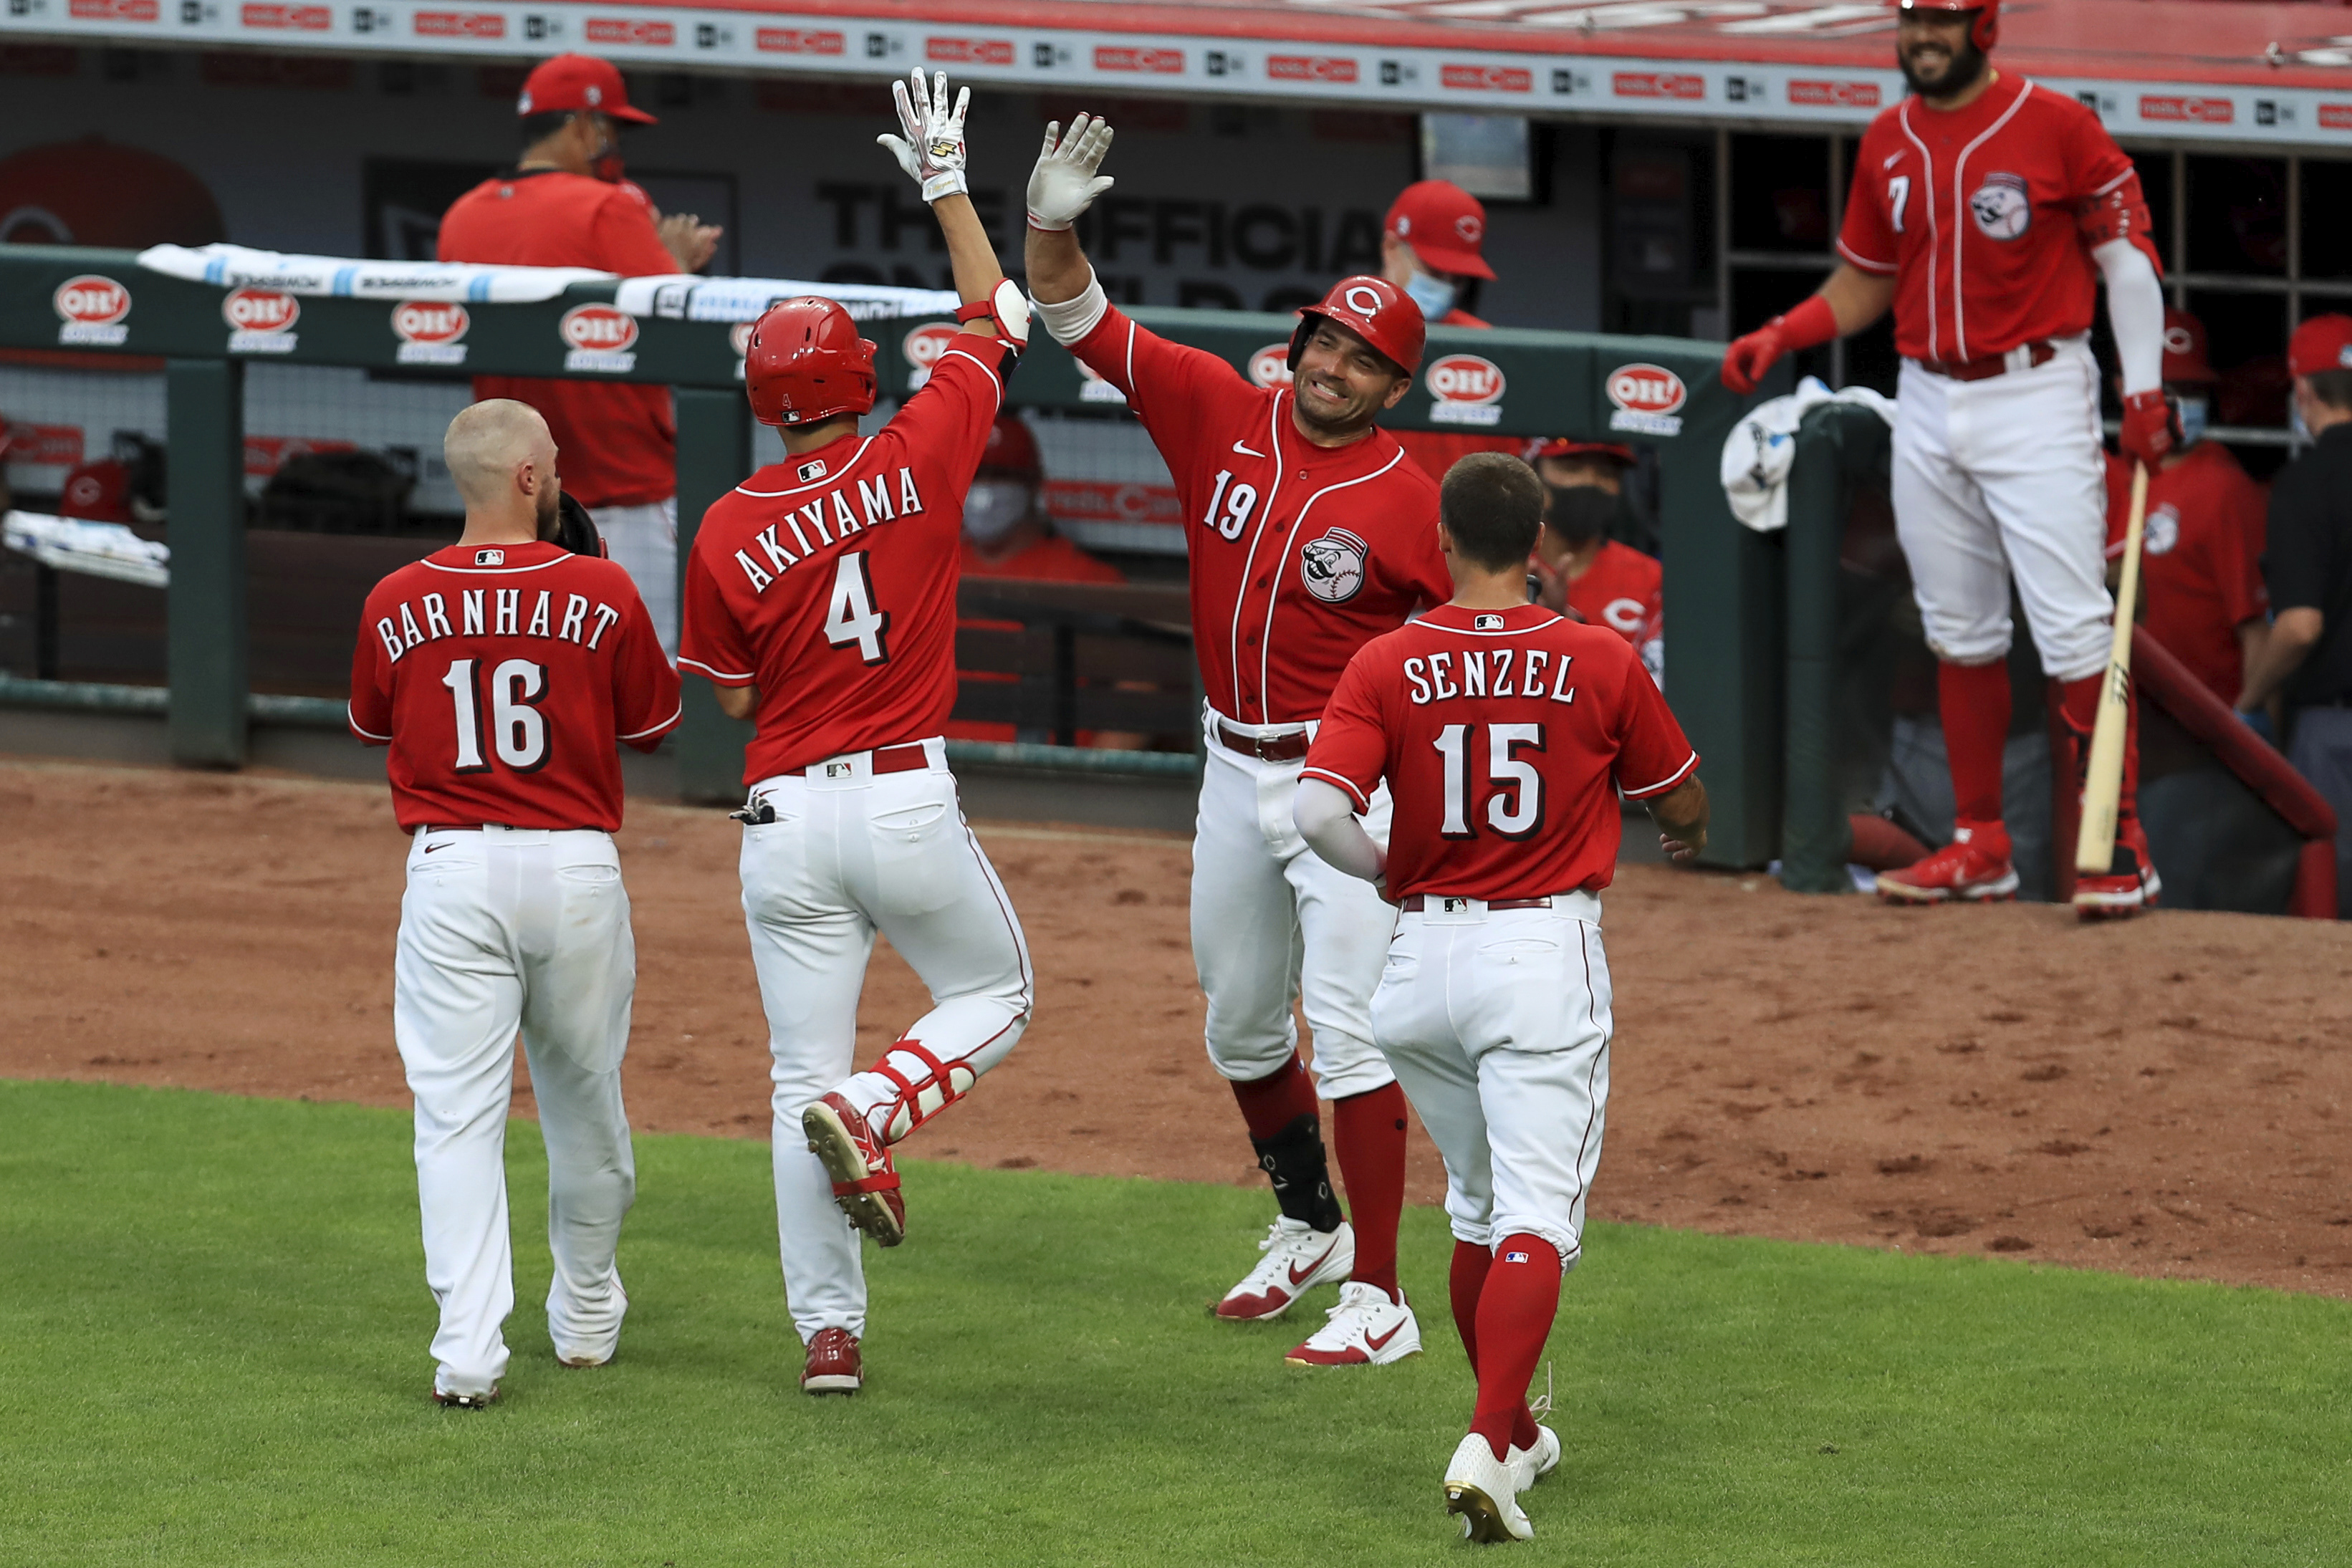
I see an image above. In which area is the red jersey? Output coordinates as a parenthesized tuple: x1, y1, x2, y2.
(348, 540, 681, 832)
(1836, 74, 2159, 365)
(1303, 603, 1698, 900)
(2104, 445, 2269, 703)
(438, 170, 680, 509)
(1565, 540, 1662, 650)
(948, 532, 1127, 744)
(1067, 304, 1449, 725)
(680, 336, 1013, 782)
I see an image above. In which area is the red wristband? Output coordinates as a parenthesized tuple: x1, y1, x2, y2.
(954, 300, 994, 324)
(1775, 294, 1840, 352)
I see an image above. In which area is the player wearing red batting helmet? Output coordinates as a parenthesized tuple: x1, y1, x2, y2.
(743, 297, 879, 428)
(1029, 112, 1453, 1370)
(1722, 0, 2168, 918)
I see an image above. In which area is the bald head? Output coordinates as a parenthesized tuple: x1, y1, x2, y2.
(446, 399, 557, 506)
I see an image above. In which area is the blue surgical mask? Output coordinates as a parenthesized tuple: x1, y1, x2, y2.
(2174, 394, 2207, 448)
(1403, 271, 1456, 323)
(962, 478, 1032, 544)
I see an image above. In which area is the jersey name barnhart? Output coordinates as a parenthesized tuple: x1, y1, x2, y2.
(375, 587, 626, 664)
(731, 464, 926, 593)
(1402, 647, 1577, 706)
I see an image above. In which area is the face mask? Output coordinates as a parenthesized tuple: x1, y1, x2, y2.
(585, 118, 625, 183)
(963, 479, 1033, 544)
(2292, 399, 2311, 443)
(2174, 394, 2208, 449)
(1544, 485, 1618, 549)
(1403, 271, 1456, 324)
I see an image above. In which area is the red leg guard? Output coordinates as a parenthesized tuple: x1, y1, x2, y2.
(1332, 1082, 1407, 1303)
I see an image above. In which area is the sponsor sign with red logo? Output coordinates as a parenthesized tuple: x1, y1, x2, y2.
(1614, 72, 1704, 100)
(392, 300, 470, 366)
(1247, 342, 1295, 389)
(413, 9, 502, 37)
(3, 422, 86, 470)
(1605, 362, 1687, 437)
(244, 436, 355, 480)
(224, 287, 301, 354)
(925, 37, 1013, 67)
(241, 2, 329, 27)
(1268, 55, 1356, 85)
(1426, 354, 1506, 426)
(67, 0, 158, 20)
(901, 322, 959, 388)
(2141, 95, 2234, 125)
(2323, 105, 2352, 131)
(561, 304, 640, 372)
(585, 17, 673, 46)
(1043, 478, 1182, 527)
(756, 27, 843, 54)
(1440, 64, 1532, 94)
(1788, 80, 1880, 110)
(54, 274, 132, 347)
(1096, 45, 1183, 74)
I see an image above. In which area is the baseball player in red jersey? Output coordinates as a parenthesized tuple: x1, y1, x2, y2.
(1379, 180, 1521, 484)
(348, 399, 682, 1408)
(1722, 0, 2172, 917)
(438, 53, 722, 660)
(678, 71, 1036, 1397)
(1027, 115, 1452, 1366)
(2101, 309, 2271, 707)
(1525, 439, 1665, 682)
(1295, 453, 1707, 1541)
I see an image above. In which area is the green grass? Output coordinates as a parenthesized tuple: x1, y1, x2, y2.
(0, 1080, 2345, 1566)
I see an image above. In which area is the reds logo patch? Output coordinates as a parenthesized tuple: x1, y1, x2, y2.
(1969, 173, 2031, 241)
(2144, 503, 2180, 557)
(1300, 526, 1368, 605)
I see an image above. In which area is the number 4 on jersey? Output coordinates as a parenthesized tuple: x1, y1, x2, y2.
(825, 552, 892, 665)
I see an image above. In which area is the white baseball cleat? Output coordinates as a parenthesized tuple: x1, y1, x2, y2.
(1285, 1281, 1422, 1366)
(1508, 1424, 1560, 1493)
(1214, 1218, 1354, 1322)
(1444, 1433, 1534, 1543)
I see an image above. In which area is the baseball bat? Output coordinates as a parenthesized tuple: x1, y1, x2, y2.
(2074, 461, 2147, 875)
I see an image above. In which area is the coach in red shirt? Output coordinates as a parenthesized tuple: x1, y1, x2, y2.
(438, 53, 721, 660)
(1525, 438, 1664, 684)
(1380, 180, 1519, 485)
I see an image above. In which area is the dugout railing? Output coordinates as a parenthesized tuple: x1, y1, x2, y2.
(0, 244, 1789, 857)
(1775, 400, 2338, 915)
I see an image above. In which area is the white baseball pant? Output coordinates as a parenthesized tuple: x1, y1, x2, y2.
(738, 739, 1032, 1345)
(1191, 710, 1399, 1101)
(1370, 893, 1612, 1270)
(394, 825, 638, 1398)
(1891, 337, 2113, 683)
(591, 496, 678, 662)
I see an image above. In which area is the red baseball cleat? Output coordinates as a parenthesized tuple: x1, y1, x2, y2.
(801, 1327, 863, 1395)
(1215, 1218, 1355, 1322)
(2074, 815, 2161, 920)
(803, 1093, 906, 1246)
(1874, 819, 2020, 903)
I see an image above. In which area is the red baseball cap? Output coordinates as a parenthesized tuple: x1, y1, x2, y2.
(2160, 308, 2217, 384)
(2288, 314, 2352, 379)
(980, 414, 1042, 478)
(1384, 181, 1494, 282)
(59, 459, 133, 524)
(517, 54, 656, 124)
(1527, 438, 1636, 466)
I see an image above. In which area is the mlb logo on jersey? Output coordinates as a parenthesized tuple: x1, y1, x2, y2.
(474, 549, 506, 566)
(1474, 613, 1505, 630)
(1300, 526, 1368, 604)
(798, 458, 829, 483)
(1969, 173, 2032, 241)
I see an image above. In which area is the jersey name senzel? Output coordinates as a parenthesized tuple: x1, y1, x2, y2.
(370, 585, 629, 664)
(724, 464, 926, 592)
(1303, 605, 1696, 901)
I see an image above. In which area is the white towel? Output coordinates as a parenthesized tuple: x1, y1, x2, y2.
(136, 244, 610, 304)
(3, 511, 170, 589)
(1719, 377, 1897, 533)
(612, 274, 960, 322)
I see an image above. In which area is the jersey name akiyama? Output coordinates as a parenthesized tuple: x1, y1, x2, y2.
(375, 588, 625, 663)
(732, 464, 928, 592)
(1403, 648, 1576, 706)
(1969, 173, 2032, 241)
(1300, 526, 1369, 604)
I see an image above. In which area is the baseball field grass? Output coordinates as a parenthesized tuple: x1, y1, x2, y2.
(1, 1079, 2344, 1567)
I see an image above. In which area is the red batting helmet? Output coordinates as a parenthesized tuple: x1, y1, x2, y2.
(1896, 0, 1997, 50)
(1289, 276, 1425, 377)
(744, 297, 878, 428)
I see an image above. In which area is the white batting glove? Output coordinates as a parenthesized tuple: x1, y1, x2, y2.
(877, 69, 970, 203)
(1027, 114, 1115, 231)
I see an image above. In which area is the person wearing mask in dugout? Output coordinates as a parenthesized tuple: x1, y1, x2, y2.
(436, 53, 722, 662)
(1525, 439, 1664, 686)
(2237, 313, 2352, 915)
(1379, 180, 1522, 485)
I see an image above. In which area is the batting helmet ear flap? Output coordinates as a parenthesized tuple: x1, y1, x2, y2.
(1285, 314, 1316, 374)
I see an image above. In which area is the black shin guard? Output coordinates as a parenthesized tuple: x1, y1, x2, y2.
(1250, 1112, 1345, 1233)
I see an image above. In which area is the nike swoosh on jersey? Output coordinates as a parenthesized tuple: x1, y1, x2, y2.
(1233, 441, 1266, 458)
(1365, 1321, 1404, 1350)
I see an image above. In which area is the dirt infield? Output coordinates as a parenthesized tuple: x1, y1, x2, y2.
(4, 757, 2348, 1297)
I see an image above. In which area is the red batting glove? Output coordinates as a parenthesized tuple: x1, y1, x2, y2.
(2118, 390, 2181, 469)
(1720, 294, 1839, 395)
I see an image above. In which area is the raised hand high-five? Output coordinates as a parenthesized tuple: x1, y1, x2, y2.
(1026, 114, 1115, 232)
(877, 68, 970, 203)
